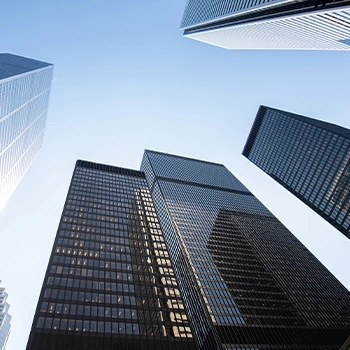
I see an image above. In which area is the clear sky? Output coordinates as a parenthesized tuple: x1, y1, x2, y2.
(0, 1, 349, 349)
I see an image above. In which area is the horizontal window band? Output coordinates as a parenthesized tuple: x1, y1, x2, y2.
(155, 176, 253, 197)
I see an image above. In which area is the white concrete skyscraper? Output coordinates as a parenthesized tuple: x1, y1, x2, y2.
(181, 0, 350, 49)
(0, 282, 11, 349)
(0, 54, 54, 211)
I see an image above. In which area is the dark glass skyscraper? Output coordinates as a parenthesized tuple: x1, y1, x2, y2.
(0, 53, 54, 211)
(141, 150, 350, 349)
(243, 105, 350, 240)
(28, 152, 350, 349)
(26, 160, 194, 350)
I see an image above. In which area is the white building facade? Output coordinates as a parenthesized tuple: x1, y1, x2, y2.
(0, 54, 54, 211)
(0, 282, 11, 349)
(181, 0, 350, 50)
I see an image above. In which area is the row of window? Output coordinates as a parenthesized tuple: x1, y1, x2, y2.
(58, 230, 130, 244)
(52, 254, 170, 276)
(73, 172, 147, 182)
(43, 288, 136, 305)
(66, 201, 144, 212)
(60, 223, 130, 236)
(63, 213, 159, 225)
(37, 315, 192, 338)
(47, 276, 138, 291)
(50, 265, 133, 282)
(70, 184, 146, 196)
(71, 181, 146, 190)
(54, 244, 172, 267)
(67, 195, 150, 208)
(75, 169, 145, 182)
(56, 232, 167, 251)
(41, 302, 137, 319)
(53, 246, 132, 260)
(62, 211, 160, 227)
(63, 216, 130, 226)
(64, 207, 157, 219)
(56, 239, 131, 253)
(36, 317, 139, 335)
(69, 189, 139, 203)
(50, 259, 132, 272)
(62, 215, 154, 229)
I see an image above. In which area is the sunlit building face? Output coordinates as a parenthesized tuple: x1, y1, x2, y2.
(0, 54, 53, 211)
(180, 0, 350, 50)
(0, 282, 11, 349)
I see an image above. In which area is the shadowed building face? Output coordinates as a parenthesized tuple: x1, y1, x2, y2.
(141, 150, 350, 349)
(27, 151, 350, 349)
(243, 105, 350, 240)
(26, 160, 195, 350)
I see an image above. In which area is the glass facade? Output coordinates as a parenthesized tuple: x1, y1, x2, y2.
(243, 105, 350, 240)
(0, 282, 11, 350)
(180, 0, 350, 50)
(26, 160, 195, 350)
(0, 53, 53, 211)
(181, 0, 285, 29)
(141, 150, 350, 349)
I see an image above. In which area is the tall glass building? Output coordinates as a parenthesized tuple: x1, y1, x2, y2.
(26, 160, 195, 350)
(141, 150, 350, 349)
(0, 53, 54, 211)
(28, 152, 350, 349)
(180, 0, 350, 49)
(243, 105, 350, 240)
(0, 281, 11, 350)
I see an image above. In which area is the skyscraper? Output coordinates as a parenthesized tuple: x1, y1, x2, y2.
(141, 150, 350, 349)
(0, 282, 11, 350)
(0, 53, 53, 212)
(26, 160, 195, 350)
(243, 105, 350, 240)
(180, 0, 350, 49)
(28, 152, 350, 349)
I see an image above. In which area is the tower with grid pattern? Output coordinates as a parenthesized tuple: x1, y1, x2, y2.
(26, 160, 195, 350)
(0, 53, 53, 211)
(27, 152, 350, 349)
(243, 105, 350, 240)
(181, 0, 350, 49)
(141, 150, 350, 349)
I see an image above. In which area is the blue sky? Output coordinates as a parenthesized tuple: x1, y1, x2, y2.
(0, 1, 350, 349)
